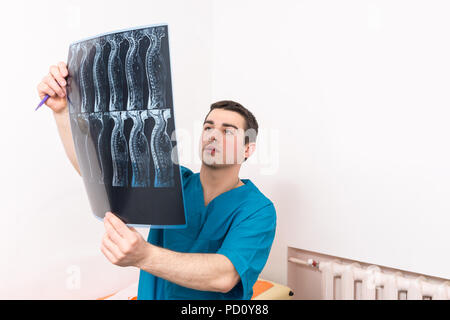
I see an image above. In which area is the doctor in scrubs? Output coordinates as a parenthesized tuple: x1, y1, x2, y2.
(37, 62, 277, 300)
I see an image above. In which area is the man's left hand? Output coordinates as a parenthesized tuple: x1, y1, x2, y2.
(100, 211, 151, 268)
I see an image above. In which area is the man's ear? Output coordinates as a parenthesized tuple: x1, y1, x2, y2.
(244, 142, 256, 161)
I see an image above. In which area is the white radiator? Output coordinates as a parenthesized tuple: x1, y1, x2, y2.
(289, 257, 450, 300)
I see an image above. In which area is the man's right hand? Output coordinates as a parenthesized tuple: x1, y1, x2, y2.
(36, 61, 69, 113)
(37, 61, 81, 176)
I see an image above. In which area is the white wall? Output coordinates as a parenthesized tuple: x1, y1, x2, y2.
(211, 0, 450, 283)
(0, 0, 212, 298)
(2, 0, 449, 299)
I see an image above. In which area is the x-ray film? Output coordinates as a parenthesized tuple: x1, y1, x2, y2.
(66, 24, 186, 228)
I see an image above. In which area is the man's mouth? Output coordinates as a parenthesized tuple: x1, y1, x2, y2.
(205, 145, 218, 155)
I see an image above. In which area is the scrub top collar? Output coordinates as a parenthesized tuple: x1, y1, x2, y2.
(196, 173, 251, 209)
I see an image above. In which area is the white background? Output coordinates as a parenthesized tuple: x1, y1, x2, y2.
(211, 0, 450, 282)
(0, 0, 449, 299)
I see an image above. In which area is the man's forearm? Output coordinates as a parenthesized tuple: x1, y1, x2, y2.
(53, 108, 81, 176)
(139, 244, 238, 293)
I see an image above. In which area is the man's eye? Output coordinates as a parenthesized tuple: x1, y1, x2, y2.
(225, 129, 234, 135)
(204, 127, 211, 131)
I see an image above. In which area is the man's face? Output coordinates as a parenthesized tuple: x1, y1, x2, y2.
(200, 109, 249, 168)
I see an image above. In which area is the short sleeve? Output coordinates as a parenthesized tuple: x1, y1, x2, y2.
(216, 203, 277, 299)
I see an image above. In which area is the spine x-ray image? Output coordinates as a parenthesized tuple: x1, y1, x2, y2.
(66, 24, 186, 227)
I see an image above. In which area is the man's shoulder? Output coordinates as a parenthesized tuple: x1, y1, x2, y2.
(243, 180, 273, 204)
(239, 180, 276, 218)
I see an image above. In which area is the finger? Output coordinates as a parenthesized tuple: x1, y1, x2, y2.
(104, 217, 125, 247)
(105, 212, 132, 238)
(50, 65, 67, 87)
(100, 242, 117, 264)
(129, 226, 137, 233)
(37, 82, 56, 99)
(57, 61, 68, 78)
(101, 234, 122, 260)
(44, 74, 65, 98)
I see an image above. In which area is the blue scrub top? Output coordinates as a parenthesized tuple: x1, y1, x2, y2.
(137, 166, 277, 300)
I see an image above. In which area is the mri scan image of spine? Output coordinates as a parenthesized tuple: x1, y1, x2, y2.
(145, 26, 167, 110)
(124, 30, 151, 187)
(107, 33, 129, 187)
(129, 110, 151, 187)
(125, 30, 145, 111)
(144, 27, 174, 187)
(66, 24, 187, 226)
(110, 111, 129, 187)
(149, 108, 174, 187)
(78, 40, 101, 183)
(69, 41, 86, 175)
(92, 37, 110, 184)
(67, 43, 81, 114)
(67, 43, 89, 178)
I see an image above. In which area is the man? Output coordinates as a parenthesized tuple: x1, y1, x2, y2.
(37, 62, 277, 300)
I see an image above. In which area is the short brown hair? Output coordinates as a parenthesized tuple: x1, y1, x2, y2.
(206, 100, 259, 144)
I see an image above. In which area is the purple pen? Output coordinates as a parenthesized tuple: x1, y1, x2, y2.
(35, 94, 50, 111)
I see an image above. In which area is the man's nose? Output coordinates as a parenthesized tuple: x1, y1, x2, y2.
(208, 134, 216, 142)
(206, 129, 220, 142)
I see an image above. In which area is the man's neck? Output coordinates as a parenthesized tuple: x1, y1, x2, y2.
(199, 164, 244, 206)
